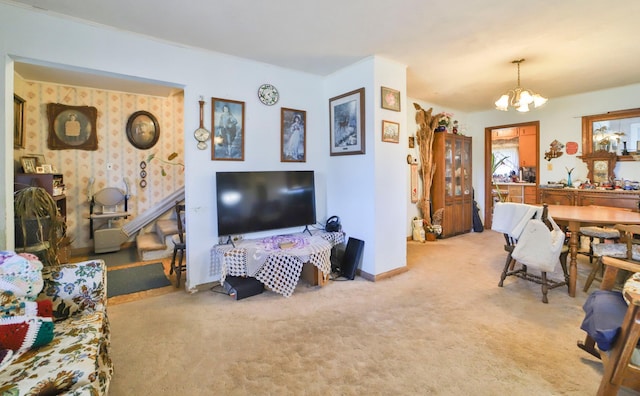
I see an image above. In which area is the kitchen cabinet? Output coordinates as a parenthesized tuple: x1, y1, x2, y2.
(518, 126, 537, 168)
(432, 133, 472, 238)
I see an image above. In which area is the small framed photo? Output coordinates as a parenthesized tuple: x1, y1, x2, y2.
(36, 166, 45, 174)
(281, 108, 306, 162)
(126, 111, 160, 150)
(42, 164, 54, 173)
(47, 103, 98, 150)
(212, 97, 245, 161)
(329, 88, 365, 156)
(381, 86, 400, 112)
(382, 120, 400, 143)
(14, 94, 25, 149)
(21, 156, 38, 174)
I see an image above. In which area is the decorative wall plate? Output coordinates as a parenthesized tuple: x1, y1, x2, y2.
(258, 84, 279, 106)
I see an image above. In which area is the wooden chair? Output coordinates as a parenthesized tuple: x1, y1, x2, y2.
(169, 201, 186, 287)
(583, 224, 640, 292)
(578, 255, 640, 395)
(497, 203, 569, 303)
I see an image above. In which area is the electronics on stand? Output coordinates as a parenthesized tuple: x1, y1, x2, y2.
(216, 171, 316, 238)
(325, 215, 341, 232)
(331, 237, 364, 281)
(223, 276, 264, 300)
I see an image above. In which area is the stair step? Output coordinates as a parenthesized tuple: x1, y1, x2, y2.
(136, 233, 165, 252)
(156, 219, 178, 241)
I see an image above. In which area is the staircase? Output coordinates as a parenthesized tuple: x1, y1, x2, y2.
(122, 187, 185, 261)
(136, 217, 180, 261)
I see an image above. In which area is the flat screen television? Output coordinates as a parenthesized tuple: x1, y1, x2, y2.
(216, 170, 316, 236)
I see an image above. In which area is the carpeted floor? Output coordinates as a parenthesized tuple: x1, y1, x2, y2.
(107, 262, 172, 298)
(89, 247, 139, 268)
(106, 231, 640, 395)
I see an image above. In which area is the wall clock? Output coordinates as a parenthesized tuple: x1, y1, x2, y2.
(580, 150, 617, 185)
(193, 99, 210, 150)
(258, 84, 279, 106)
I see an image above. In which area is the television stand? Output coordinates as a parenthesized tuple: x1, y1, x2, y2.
(225, 235, 236, 248)
(302, 225, 312, 236)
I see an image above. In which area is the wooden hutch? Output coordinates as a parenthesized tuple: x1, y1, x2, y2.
(431, 133, 473, 238)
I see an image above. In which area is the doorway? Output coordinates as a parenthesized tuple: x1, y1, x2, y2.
(483, 121, 540, 229)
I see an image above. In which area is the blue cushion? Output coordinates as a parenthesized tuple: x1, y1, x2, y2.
(580, 290, 627, 351)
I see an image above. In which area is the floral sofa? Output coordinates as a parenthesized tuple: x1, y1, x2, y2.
(0, 259, 113, 395)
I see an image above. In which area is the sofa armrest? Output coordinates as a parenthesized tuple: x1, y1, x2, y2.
(37, 259, 107, 321)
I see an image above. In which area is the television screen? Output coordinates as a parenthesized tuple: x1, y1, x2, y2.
(216, 171, 316, 236)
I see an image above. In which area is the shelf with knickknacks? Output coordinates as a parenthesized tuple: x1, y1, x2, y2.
(436, 112, 453, 132)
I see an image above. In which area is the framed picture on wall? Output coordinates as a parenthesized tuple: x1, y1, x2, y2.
(381, 86, 400, 112)
(47, 103, 98, 150)
(281, 108, 306, 162)
(382, 120, 399, 143)
(329, 87, 365, 156)
(126, 111, 160, 150)
(212, 97, 245, 161)
(14, 94, 25, 149)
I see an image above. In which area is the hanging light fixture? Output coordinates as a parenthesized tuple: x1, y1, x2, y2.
(495, 59, 547, 112)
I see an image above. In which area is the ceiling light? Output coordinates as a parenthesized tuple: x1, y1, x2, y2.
(495, 59, 547, 112)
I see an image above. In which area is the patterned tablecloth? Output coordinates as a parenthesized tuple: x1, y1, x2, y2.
(211, 231, 345, 297)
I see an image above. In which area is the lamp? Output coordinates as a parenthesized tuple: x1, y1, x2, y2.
(495, 59, 547, 112)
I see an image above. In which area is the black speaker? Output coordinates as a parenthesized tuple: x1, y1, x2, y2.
(340, 237, 364, 280)
(223, 276, 264, 300)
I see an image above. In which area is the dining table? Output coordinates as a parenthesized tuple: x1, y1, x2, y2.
(546, 204, 640, 297)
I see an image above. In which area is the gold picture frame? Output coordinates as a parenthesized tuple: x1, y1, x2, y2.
(20, 156, 38, 174)
(381, 86, 400, 112)
(14, 94, 25, 149)
(382, 120, 400, 143)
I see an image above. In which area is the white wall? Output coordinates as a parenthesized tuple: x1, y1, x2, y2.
(0, 3, 409, 289)
(468, 84, 640, 221)
(324, 56, 408, 277)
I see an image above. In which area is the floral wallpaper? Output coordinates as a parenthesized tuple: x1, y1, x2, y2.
(13, 74, 185, 251)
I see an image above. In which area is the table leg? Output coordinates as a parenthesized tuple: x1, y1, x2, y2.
(567, 220, 580, 297)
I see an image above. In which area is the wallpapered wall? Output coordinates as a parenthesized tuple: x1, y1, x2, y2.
(13, 74, 185, 251)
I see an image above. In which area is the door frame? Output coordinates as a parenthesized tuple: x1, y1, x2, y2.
(483, 121, 540, 229)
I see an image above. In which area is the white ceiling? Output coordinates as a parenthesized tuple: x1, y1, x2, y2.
(7, 0, 640, 112)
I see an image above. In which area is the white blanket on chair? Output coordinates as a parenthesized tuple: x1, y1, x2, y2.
(511, 216, 565, 272)
(491, 202, 542, 239)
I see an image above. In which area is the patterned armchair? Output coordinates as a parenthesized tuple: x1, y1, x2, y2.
(0, 260, 113, 395)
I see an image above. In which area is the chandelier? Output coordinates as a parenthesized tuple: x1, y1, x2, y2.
(494, 59, 547, 112)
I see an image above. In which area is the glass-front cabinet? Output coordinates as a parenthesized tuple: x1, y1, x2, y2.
(432, 133, 473, 238)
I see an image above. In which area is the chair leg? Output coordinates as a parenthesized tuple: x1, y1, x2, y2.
(175, 249, 184, 288)
(170, 248, 177, 275)
(584, 257, 603, 292)
(498, 252, 513, 287)
(541, 271, 549, 304)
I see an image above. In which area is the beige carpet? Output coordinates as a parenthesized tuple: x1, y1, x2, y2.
(107, 230, 637, 395)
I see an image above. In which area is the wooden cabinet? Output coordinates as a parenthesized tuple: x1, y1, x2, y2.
(493, 183, 537, 207)
(524, 186, 538, 204)
(432, 134, 472, 238)
(540, 188, 640, 210)
(492, 127, 518, 139)
(518, 126, 537, 168)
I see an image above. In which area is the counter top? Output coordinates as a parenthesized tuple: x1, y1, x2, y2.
(493, 182, 536, 186)
(540, 187, 640, 194)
